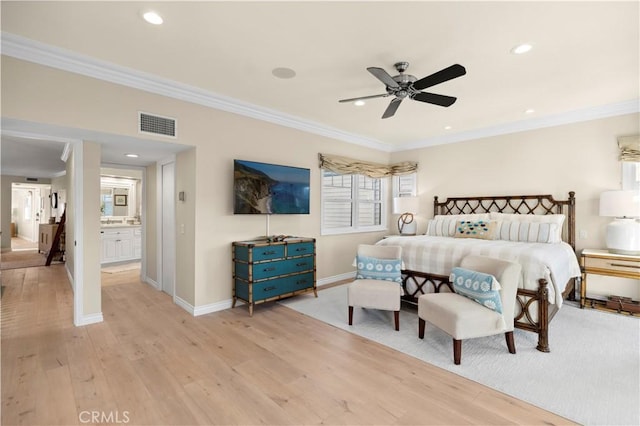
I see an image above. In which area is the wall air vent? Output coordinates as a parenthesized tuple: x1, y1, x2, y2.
(138, 112, 177, 138)
(25, 177, 39, 182)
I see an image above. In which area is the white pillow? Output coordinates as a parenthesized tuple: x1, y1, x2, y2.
(490, 212, 564, 242)
(427, 214, 490, 237)
(494, 221, 561, 243)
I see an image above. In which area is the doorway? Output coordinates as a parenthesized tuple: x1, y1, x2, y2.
(10, 183, 52, 251)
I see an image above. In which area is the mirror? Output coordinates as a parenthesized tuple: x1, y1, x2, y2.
(100, 174, 141, 222)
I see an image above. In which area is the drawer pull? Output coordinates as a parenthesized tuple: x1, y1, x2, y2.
(263, 267, 276, 272)
(295, 247, 308, 252)
(262, 286, 276, 291)
(610, 263, 640, 270)
(296, 262, 308, 267)
(262, 250, 276, 255)
(295, 280, 308, 285)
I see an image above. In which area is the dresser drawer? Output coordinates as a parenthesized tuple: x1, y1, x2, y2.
(287, 272, 315, 291)
(287, 242, 314, 257)
(236, 256, 314, 281)
(252, 278, 291, 300)
(582, 255, 640, 278)
(234, 244, 285, 262)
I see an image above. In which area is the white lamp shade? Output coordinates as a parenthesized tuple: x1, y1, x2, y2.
(393, 196, 419, 215)
(600, 190, 640, 218)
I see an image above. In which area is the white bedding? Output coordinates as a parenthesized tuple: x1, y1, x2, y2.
(377, 235, 581, 307)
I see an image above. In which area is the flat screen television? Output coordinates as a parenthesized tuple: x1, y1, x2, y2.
(234, 159, 310, 214)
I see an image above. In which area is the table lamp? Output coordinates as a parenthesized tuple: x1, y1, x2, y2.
(393, 196, 419, 235)
(599, 190, 640, 255)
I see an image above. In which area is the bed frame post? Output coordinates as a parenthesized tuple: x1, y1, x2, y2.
(536, 279, 550, 353)
(568, 191, 576, 249)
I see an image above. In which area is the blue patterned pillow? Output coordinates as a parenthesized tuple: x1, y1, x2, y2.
(454, 220, 496, 239)
(356, 255, 402, 284)
(450, 267, 503, 314)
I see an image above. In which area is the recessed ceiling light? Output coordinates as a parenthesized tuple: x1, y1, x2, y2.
(524, 108, 535, 114)
(143, 11, 163, 25)
(511, 43, 533, 54)
(444, 125, 452, 130)
(354, 100, 366, 106)
(272, 67, 296, 79)
(125, 153, 139, 158)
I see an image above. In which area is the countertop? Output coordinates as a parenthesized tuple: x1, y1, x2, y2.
(100, 223, 141, 229)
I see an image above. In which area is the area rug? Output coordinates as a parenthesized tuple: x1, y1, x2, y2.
(279, 285, 639, 426)
(101, 262, 141, 274)
(0, 250, 46, 270)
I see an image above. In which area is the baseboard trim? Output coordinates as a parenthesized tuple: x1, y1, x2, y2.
(193, 299, 235, 316)
(75, 312, 104, 326)
(175, 272, 355, 317)
(174, 295, 195, 315)
(143, 276, 160, 290)
(318, 271, 355, 287)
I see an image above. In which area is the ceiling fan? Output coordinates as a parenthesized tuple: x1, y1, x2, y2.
(339, 61, 466, 119)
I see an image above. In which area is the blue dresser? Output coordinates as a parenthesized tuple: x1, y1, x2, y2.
(232, 237, 317, 315)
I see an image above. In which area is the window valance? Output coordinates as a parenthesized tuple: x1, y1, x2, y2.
(618, 135, 640, 162)
(318, 153, 418, 178)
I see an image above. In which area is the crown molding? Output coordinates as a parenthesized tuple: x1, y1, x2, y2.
(397, 99, 640, 151)
(1, 32, 393, 153)
(2, 32, 637, 154)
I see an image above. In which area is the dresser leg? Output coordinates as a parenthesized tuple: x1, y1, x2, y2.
(232, 297, 237, 308)
(249, 303, 254, 317)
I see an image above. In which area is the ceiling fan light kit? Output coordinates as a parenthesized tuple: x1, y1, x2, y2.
(339, 61, 466, 119)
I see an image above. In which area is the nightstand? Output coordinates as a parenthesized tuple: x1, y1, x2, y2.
(580, 249, 640, 314)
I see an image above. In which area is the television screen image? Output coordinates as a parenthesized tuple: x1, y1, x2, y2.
(234, 160, 310, 214)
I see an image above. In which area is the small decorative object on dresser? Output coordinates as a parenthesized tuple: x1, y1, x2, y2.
(232, 237, 316, 316)
(580, 248, 640, 315)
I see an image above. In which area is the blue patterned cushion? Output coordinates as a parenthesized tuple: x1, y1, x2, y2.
(356, 255, 402, 284)
(450, 267, 503, 314)
(454, 220, 496, 239)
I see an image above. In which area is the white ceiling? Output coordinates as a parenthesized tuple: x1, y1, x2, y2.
(1, 1, 639, 177)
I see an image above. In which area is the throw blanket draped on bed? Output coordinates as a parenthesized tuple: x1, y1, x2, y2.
(377, 236, 581, 307)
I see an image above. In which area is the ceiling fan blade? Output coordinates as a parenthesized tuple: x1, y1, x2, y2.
(413, 64, 466, 91)
(382, 98, 402, 119)
(338, 93, 389, 103)
(412, 92, 457, 107)
(367, 67, 400, 88)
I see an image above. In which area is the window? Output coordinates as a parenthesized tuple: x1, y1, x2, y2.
(392, 173, 417, 198)
(622, 162, 640, 191)
(321, 170, 387, 234)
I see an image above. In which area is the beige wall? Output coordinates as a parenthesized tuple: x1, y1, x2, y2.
(390, 114, 639, 249)
(176, 148, 196, 305)
(144, 163, 158, 284)
(79, 141, 102, 317)
(3, 55, 638, 309)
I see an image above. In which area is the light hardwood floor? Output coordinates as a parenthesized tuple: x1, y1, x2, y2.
(1, 264, 574, 425)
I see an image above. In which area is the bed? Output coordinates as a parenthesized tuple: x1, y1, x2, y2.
(377, 192, 581, 352)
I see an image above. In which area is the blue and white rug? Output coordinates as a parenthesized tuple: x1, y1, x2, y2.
(280, 285, 640, 425)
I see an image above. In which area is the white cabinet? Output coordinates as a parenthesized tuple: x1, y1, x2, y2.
(100, 226, 141, 264)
